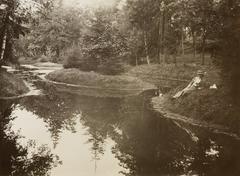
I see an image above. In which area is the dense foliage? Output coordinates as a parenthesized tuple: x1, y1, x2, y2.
(81, 9, 128, 74)
(0, 0, 30, 66)
(1, 0, 240, 99)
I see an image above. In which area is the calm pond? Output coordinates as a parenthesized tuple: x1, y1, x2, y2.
(0, 66, 240, 176)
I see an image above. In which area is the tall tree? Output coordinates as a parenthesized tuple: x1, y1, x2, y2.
(0, 0, 28, 66)
(125, 0, 157, 64)
(82, 8, 128, 74)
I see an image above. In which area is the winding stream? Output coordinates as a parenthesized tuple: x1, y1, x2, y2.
(0, 64, 240, 176)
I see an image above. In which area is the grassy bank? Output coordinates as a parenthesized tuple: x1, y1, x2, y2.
(154, 86, 240, 135)
(127, 63, 221, 89)
(127, 63, 240, 135)
(0, 68, 29, 97)
(46, 68, 156, 97)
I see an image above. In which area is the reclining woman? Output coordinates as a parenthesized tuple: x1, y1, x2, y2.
(173, 70, 205, 99)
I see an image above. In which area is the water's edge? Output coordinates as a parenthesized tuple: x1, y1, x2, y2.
(151, 96, 240, 140)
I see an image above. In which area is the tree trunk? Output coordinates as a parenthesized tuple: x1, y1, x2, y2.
(161, 10, 166, 64)
(158, 12, 162, 64)
(143, 30, 150, 65)
(135, 53, 138, 66)
(201, 32, 206, 65)
(192, 31, 197, 59)
(201, 14, 207, 65)
(142, 0, 150, 65)
(181, 27, 185, 56)
(174, 54, 177, 65)
(0, 30, 7, 63)
(56, 47, 60, 58)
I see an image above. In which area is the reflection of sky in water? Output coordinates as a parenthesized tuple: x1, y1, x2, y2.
(205, 140, 220, 157)
(10, 106, 123, 176)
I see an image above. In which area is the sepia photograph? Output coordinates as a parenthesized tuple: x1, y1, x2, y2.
(0, 0, 240, 175)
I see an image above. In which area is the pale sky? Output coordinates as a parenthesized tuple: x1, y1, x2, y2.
(62, 0, 118, 8)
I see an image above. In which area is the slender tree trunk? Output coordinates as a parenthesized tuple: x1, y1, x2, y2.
(56, 47, 60, 58)
(143, 0, 150, 65)
(201, 14, 207, 65)
(181, 27, 185, 56)
(135, 53, 138, 66)
(201, 31, 206, 65)
(192, 31, 197, 59)
(143, 31, 150, 65)
(174, 54, 177, 65)
(158, 12, 162, 64)
(161, 10, 166, 63)
(0, 29, 7, 63)
(143, 27, 150, 65)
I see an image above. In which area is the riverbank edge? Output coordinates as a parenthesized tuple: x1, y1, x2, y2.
(45, 68, 157, 95)
(0, 68, 29, 98)
(153, 90, 240, 137)
(126, 64, 240, 136)
(151, 96, 240, 140)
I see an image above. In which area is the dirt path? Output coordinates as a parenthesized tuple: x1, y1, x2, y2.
(151, 96, 240, 140)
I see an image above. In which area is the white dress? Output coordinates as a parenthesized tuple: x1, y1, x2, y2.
(173, 76, 202, 98)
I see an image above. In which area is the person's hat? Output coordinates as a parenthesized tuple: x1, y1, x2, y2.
(197, 70, 205, 75)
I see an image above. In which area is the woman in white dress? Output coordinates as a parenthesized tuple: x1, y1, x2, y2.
(173, 70, 205, 99)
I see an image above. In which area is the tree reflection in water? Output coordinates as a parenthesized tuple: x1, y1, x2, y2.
(0, 100, 61, 176)
(73, 95, 240, 176)
(20, 93, 81, 147)
(79, 96, 122, 162)
(28, 93, 197, 175)
(11, 90, 240, 176)
(110, 97, 196, 176)
(20, 92, 121, 161)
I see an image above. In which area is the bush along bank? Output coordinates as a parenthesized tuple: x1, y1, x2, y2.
(0, 68, 29, 97)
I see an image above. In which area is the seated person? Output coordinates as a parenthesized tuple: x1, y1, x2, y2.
(173, 70, 205, 99)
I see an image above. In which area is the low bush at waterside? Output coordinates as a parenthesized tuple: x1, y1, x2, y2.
(0, 69, 28, 97)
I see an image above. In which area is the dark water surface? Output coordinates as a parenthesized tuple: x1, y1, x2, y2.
(0, 67, 240, 176)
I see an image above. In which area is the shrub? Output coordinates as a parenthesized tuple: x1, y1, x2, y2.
(63, 47, 98, 71)
(97, 56, 126, 75)
(38, 55, 49, 62)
